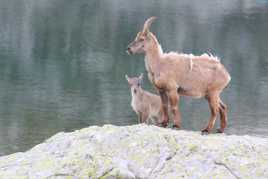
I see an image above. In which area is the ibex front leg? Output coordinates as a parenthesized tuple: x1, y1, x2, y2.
(168, 90, 181, 129)
(159, 90, 169, 127)
(138, 111, 149, 124)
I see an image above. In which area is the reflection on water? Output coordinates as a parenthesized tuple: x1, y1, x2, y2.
(0, 0, 268, 155)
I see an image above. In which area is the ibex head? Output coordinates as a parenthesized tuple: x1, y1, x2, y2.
(125, 74, 143, 94)
(126, 17, 157, 55)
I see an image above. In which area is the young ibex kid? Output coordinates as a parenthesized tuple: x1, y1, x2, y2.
(126, 74, 162, 124)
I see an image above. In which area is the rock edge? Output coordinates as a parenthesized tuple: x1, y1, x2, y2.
(0, 124, 267, 179)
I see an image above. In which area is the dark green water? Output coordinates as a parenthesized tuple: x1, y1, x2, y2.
(0, 0, 268, 155)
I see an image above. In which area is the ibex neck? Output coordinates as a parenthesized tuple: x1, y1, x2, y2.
(132, 88, 144, 100)
(145, 33, 163, 59)
(145, 33, 162, 76)
(137, 88, 144, 98)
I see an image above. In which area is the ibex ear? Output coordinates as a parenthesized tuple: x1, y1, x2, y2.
(143, 29, 149, 37)
(139, 73, 143, 80)
(125, 74, 130, 82)
(145, 31, 153, 40)
(138, 73, 143, 85)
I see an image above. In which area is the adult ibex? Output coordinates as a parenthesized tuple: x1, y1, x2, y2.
(126, 17, 231, 134)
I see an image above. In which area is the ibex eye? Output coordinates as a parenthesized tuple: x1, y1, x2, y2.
(134, 89, 137, 94)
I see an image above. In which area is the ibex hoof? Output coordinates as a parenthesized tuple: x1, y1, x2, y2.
(172, 124, 181, 129)
(158, 122, 168, 128)
(216, 128, 224, 133)
(201, 129, 210, 135)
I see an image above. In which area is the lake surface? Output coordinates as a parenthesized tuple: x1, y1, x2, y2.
(0, 0, 268, 155)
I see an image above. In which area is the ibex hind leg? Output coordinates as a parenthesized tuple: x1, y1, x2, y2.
(202, 93, 220, 135)
(217, 99, 227, 133)
(150, 116, 159, 126)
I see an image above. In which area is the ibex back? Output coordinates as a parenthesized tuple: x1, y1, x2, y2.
(127, 17, 231, 134)
(126, 74, 162, 124)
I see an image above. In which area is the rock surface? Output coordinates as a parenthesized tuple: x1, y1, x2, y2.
(0, 124, 267, 179)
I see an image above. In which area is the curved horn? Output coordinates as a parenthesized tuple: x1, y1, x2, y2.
(142, 16, 157, 34)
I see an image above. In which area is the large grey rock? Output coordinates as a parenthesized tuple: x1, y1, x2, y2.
(0, 124, 267, 179)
